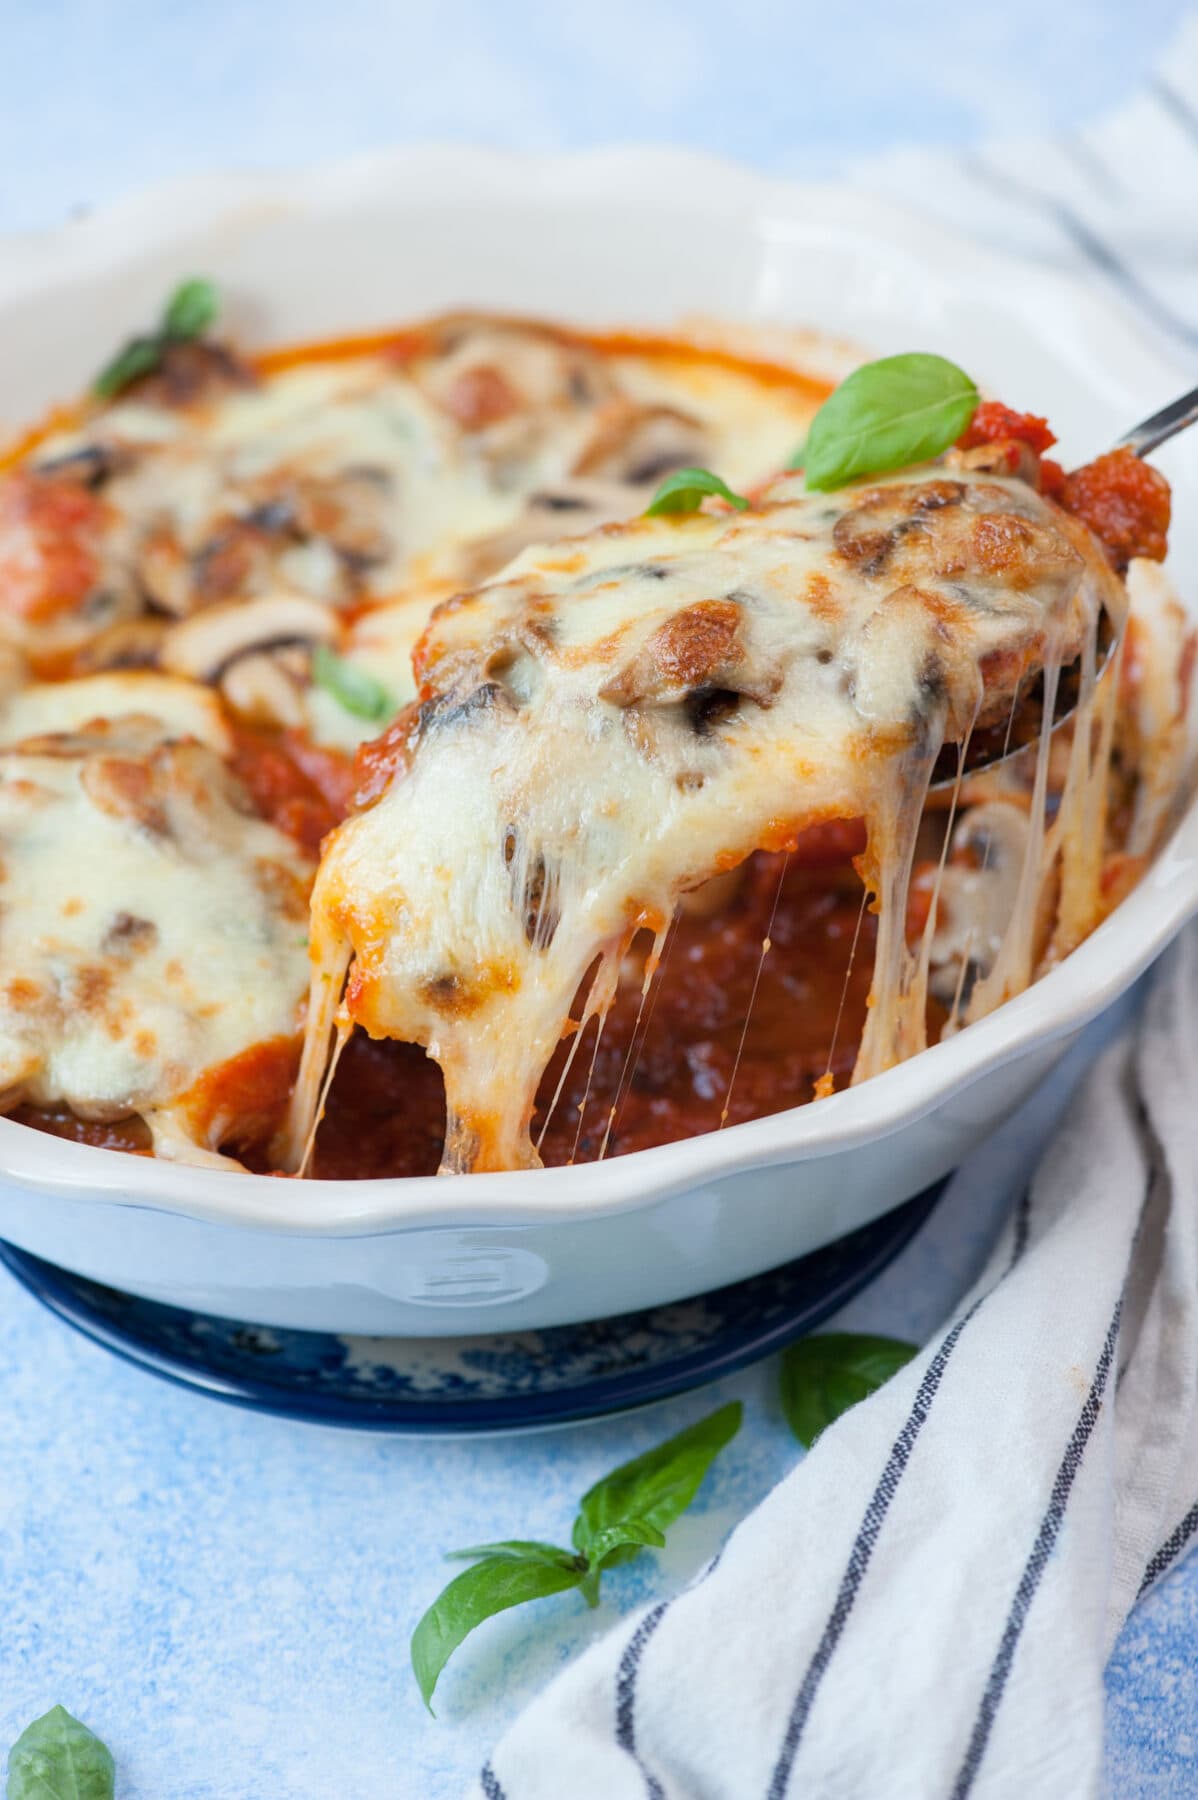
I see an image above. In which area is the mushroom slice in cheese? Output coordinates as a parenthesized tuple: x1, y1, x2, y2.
(284, 467, 1124, 1175)
(0, 669, 231, 752)
(0, 688, 312, 1165)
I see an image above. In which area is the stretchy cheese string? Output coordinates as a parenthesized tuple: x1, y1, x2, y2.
(719, 855, 791, 1130)
(567, 942, 626, 1167)
(597, 916, 676, 1163)
(912, 702, 980, 1014)
(817, 883, 870, 1098)
(853, 723, 947, 1083)
(942, 679, 1026, 1038)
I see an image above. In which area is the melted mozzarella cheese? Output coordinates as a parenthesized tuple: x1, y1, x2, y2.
(19, 317, 819, 716)
(0, 696, 312, 1164)
(286, 467, 1123, 1175)
(0, 670, 230, 751)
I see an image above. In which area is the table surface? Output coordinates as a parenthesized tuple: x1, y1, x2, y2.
(1, 4, 1196, 1795)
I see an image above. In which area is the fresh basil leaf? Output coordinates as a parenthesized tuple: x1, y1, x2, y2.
(92, 336, 164, 401)
(645, 467, 750, 516)
(572, 1400, 742, 1561)
(161, 277, 219, 341)
(780, 1332, 919, 1448)
(411, 1554, 587, 1712)
(444, 1540, 581, 1568)
(311, 645, 395, 724)
(802, 353, 979, 492)
(92, 277, 220, 400)
(6, 1704, 115, 1800)
(581, 1520, 666, 1569)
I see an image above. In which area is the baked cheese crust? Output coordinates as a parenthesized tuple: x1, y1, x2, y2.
(288, 467, 1123, 1173)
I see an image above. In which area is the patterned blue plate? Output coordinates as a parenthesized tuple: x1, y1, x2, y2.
(0, 1186, 941, 1434)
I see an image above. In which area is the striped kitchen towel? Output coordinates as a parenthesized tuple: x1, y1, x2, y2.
(850, 12, 1198, 368)
(471, 21, 1198, 1800)
(473, 916, 1198, 1800)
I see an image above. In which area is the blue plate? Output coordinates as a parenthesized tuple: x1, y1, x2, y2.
(0, 1186, 941, 1434)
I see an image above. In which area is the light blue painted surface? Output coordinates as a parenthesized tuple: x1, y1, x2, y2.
(0, 1, 1189, 233)
(0, 5, 1195, 1794)
(0, 1124, 1027, 1800)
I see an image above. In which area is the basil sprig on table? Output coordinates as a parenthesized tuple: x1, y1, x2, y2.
(798, 353, 979, 492)
(311, 645, 396, 725)
(6, 1705, 115, 1800)
(780, 1332, 918, 1448)
(93, 276, 220, 400)
(411, 1400, 742, 1711)
(645, 467, 750, 516)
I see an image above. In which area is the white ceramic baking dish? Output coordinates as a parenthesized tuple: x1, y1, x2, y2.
(0, 148, 1194, 1334)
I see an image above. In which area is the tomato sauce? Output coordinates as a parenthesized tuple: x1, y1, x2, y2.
(958, 402, 1057, 456)
(956, 404, 1171, 569)
(1059, 448, 1171, 568)
(305, 843, 877, 1177)
(231, 725, 355, 856)
(10, 1105, 152, 1154)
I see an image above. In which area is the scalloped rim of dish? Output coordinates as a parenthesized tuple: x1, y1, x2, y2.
(0, 144, 1194, 1236)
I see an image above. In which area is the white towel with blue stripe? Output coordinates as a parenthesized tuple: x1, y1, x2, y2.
(474, 927, 1198, 1800)
(472, 20, 1198, 1799)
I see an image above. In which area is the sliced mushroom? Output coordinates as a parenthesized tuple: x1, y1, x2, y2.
(450, 478, 646, 587)
(573, 401, 710, 486)
(33, 442, 126, 489)
(600, 598, 783, 711)
(119, 340, 256, 410)
(221, 651, 306, 729)
(160, 594, 337, 681)
(415, 314, 618, 419)
(947, 441, 1041, 485)
(73, 616, 168, 673)
(137, 524, 194, 617)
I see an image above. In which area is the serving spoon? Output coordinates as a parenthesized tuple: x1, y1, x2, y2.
(929, 382, 1198, 789)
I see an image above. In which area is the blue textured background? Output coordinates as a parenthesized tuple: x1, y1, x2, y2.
(1, 5, 1196, 1796)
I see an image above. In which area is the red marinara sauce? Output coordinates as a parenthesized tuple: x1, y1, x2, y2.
(306, 826, 913, 1178)
(230, 726, 355, 855)
(958, 402, 1057, 456)
(958, 404, 1171, 569)
(1058, 449, 1171, 568)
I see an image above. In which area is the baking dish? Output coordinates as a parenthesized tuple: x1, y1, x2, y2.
(0, 147, 1194, 1333)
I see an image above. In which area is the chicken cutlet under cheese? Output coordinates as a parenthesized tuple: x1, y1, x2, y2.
(285, 465, 1124, 1175)
(0, 679, 313, 1165)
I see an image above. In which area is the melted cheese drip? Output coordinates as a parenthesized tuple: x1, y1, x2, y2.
(285, 467, 1124, 1175)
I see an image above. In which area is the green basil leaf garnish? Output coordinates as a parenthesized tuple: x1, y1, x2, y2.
(577, 1519, 666, 1572)
(162, 277, 219, 342)
(311, 645, 396, 724)
(443, 1540, 583, 1568)
(92, 276, 221, 400)
(802, 353, 979, 492)
(645, 467, 750, 516)
(572, 1400, 742, 1562)
(410, 1401, 741, 1711)
(411, 1555, 587, 1712)
(92, 337, 166, 401)
(780, 1332, 918, 1448)
(6, 1704, 115, 1800)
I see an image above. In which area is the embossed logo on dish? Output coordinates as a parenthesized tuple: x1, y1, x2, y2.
(397, 1242, 550, 1307)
